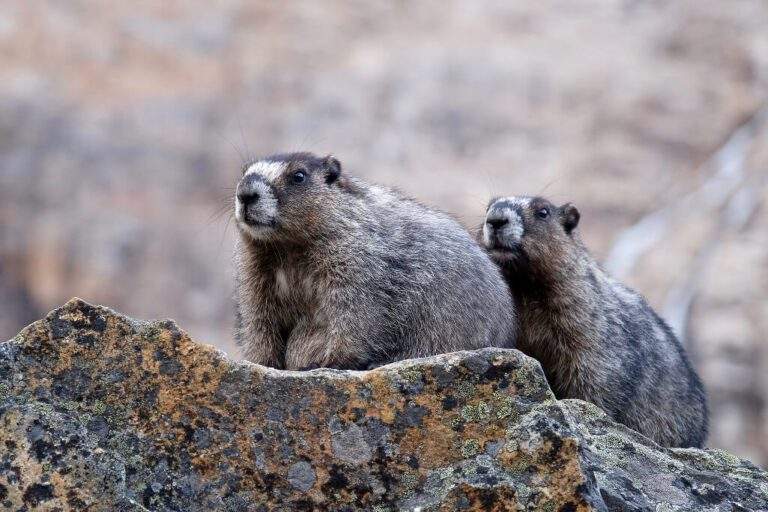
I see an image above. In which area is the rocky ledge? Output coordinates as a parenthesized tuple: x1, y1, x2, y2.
(0, 299, 766, 511)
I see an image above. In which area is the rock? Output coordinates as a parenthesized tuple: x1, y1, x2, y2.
(1, 299, 766, 511)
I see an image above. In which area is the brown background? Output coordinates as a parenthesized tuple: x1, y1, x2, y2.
(1, 1, 767, 465)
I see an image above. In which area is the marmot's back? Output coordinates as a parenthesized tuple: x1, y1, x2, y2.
(233, 153, 516, 371)
(347, 184, 517, 363)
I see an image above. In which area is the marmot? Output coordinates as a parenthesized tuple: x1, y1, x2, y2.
(233, 152, 516, 370)
(480, 196, 708, 448)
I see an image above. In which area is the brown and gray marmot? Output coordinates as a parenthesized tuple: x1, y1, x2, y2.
(233, 152, 516, 370)
(480, 195, 708, 448)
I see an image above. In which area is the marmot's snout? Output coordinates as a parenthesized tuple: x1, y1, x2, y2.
(236, 173, 261, 206)
(235, 172, 278, 236)
(483, 199, 525, 251)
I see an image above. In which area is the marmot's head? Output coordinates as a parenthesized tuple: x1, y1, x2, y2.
(234, 152, 343, 243)
(481, 196, 581, 276)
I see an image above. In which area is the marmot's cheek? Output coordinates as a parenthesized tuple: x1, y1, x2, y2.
(507, 219, 524, 244)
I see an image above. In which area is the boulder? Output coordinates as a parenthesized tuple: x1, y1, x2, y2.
(1, 299, 766, 511)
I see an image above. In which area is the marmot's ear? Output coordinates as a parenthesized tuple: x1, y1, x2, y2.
(560, 203, 580, 233)
(323, 156, 342, 185)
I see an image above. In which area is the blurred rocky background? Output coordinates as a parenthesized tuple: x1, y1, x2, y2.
(1, 1, 766, 464)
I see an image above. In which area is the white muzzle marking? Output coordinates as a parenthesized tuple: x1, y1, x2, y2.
(245, 161, 286, 183)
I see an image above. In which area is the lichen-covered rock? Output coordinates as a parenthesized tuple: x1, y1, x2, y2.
(1, 299, 766, 511)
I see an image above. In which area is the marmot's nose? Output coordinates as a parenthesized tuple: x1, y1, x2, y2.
(237, 174, 262, 206)
(237, 189, 260, 206)
(486, 217, 509, 231)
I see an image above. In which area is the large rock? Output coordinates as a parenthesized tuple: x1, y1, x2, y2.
(1, 299, 766, 511)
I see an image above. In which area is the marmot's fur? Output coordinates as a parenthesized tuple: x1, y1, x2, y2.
(234, 152, 517, 370)
(481, 195, 708, 448)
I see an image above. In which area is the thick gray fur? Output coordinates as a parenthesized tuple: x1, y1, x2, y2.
(234, 152, 516, 371)
(481, 195, 708, 448)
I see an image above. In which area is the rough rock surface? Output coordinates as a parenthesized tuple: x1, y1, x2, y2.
(1, 299, 766, 511)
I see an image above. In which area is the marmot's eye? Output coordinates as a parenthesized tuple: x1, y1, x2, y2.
(536, 207, 550, 219)
(291, 171, 307, 184)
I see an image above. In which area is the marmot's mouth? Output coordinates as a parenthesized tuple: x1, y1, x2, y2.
(242, 218, 276, 228)
(237, 217, 279, 240)
(487, 240, 520, 252)
(238, 205, 277, 229)
(487, 244, 522, 261)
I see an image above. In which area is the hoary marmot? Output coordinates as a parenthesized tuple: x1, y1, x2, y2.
(481, 195, 708, 447)
(234, 152, 516, 370)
